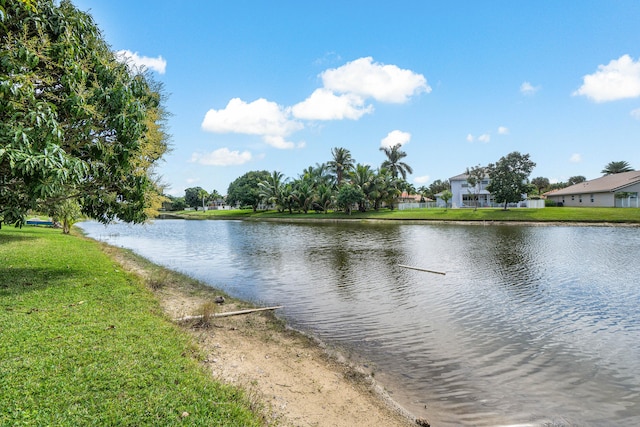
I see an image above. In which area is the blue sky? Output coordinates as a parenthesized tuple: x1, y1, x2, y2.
(74, 0, 640, 196)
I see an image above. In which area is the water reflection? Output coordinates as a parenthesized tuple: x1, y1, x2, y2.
(78, 220, 640, 426)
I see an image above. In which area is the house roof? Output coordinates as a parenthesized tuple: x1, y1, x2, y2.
(450, 170, 490, 181)
(545, 170, 640, 196)
(450, 172, 469, 181)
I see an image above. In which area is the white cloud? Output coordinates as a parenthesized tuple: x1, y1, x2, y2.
(630, 108, 640, 120)
(466, 134, 474, 142)
(520, 81, 540, 95)
(263, 135, 295, 149)
(201, 98, 302, 149)
(190, 148, 252, 166)
(380, 130, 411, 148)
(116, 49, 166, 74)
(414, 175, 430, 184)
(186, 178, 200, 184)
(569, 153, 582, 163)
(478, 134, 491, 143)
(573, 55, 640, 102)
(321, 57, 430, 103)
(498, 126, 509, 135)
(291, 89, 373, 120)
(200, 57, 429, 150)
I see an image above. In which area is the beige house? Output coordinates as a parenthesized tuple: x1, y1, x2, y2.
(545, 170, 640, 207)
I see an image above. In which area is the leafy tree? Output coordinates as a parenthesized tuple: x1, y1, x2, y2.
(226, 170, 270, 211)
(466, 165, 487, 210)
(486, 152, 536, 210)
(531, 177, 550, 195)
(184, 187, 206, 210)
(1, 0, 169, 228)
(336, 184, 364, 215)
(567, 175, 586, 186)
(169, 196, 186, 211)
(380, 144, 413, 180)
(440, 189, 452, 210)
(327, 147, 354, 187)
(601, 161, 633, 175)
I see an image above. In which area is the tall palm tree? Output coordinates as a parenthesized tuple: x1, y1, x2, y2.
(379, 144, 413, 180)
(327, 147, 354, 187)
(601, 161, 633, 175)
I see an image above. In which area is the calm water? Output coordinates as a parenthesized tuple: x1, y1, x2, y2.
(78, 219, 640, 426)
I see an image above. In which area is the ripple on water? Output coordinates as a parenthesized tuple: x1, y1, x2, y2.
(77, 221, 640, 427)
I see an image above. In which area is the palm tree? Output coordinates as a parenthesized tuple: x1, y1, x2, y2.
(531, 177, 550, 195)
(327, 147, 354, 187)
(379, 144, 413, 179)
(258, 171, 286, 211)
(302, 163, 334, 187)
(349, 163, 375, 212)
(291, 178, 315, 213)
(197, 188, 209, 210)
(314, 183, 335, 213)
(602, 161, 633, 175)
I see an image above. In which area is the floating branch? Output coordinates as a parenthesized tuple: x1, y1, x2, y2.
(398, 264, 446, 276)
(175, 306, 283, 322)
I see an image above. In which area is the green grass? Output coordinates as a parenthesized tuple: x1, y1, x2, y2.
(174, 206, 640, 224)
(0, 226, 263, 426)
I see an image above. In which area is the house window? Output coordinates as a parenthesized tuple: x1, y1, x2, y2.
(571, 195, 574, 201)
(590, 194, 594, 203)
(579, 195, 582, 203)
(481, 180, 489, 185)
(461, 183, 468, 188)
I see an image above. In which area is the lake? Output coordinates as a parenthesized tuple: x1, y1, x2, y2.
(78, 219, 640, 426)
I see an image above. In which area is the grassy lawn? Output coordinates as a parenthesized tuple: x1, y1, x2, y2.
(0, 226, 263, 426)
(174, 206, 640, 224)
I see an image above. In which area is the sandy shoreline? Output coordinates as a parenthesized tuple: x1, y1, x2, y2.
(106, 245, 421, 427)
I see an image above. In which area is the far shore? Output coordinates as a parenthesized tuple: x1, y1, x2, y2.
(160, 206, 640, 227)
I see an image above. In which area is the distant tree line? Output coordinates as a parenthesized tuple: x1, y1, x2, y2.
(163, 153, 635, 213)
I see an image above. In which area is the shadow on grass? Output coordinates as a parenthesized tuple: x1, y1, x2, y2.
(0, 229, 44, 243)
(0, 267, 80, 296)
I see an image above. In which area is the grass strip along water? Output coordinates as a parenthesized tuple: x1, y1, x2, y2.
(174, 206, 640, 224)
(0, 226, 263, 426)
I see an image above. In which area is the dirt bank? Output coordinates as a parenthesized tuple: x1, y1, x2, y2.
(105, 245, 421, 427)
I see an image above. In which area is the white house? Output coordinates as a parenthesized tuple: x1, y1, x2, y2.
(545, 170, 640, 207)
(443, 171, 534, 208)
(449, 172, 493, 208)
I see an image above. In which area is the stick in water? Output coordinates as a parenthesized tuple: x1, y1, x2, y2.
(176, 306, 284, 322)
(397, 264, 446, 275)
